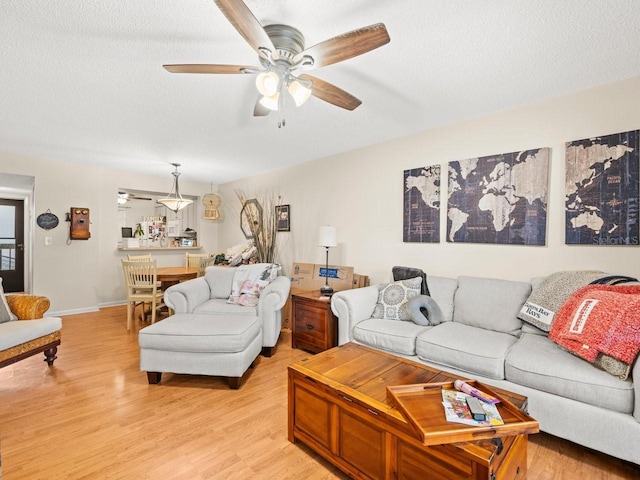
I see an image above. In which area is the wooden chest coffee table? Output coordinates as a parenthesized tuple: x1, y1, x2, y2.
(288, 343, 539, 480)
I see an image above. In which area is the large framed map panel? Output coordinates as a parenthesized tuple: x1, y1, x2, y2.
(565, 129, 639, 245)
(447, 148, 550, 245)
(403, 165, 440, 243)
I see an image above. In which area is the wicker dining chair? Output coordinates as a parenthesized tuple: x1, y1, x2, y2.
(185, 253, 211, 277)
(121, 259, 164, 331)
(127, 254, 153, 262)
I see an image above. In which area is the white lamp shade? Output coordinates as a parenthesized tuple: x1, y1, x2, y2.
(256, 71, 280, 97)
(288, 80, 312, 107)
(318, 225, 337, 247)
(259, 92, 280, 111)
(157, 197, 193, 212)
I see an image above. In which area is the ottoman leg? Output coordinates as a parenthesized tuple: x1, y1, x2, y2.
(228, 377, 242, 389)
(147, 372, 162, 384)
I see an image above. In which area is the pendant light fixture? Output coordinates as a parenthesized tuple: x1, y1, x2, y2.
(157, 163, 193, 212)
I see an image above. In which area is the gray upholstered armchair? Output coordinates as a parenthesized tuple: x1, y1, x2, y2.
(163, 265, 290, 356)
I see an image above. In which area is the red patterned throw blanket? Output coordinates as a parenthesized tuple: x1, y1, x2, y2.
(549, 284, 640, 379)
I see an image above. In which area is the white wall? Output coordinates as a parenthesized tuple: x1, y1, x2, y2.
(0, 153, 220, 313)
(2, 75, 638, 312)
(219, 75, 640, 285)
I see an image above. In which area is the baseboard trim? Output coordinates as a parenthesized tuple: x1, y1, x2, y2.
(48, 306, 100, 317)
(98, 301, 127, 308)
(49, 301, 126, 317)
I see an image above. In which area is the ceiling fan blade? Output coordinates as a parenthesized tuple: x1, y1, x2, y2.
(214, 0, 278, 60)
(163, 64, 258, 74)
(293, 23, 389, 69)
(298, 74, 362, 111)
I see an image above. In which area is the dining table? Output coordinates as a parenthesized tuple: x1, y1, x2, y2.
(156, 266, 199, 291)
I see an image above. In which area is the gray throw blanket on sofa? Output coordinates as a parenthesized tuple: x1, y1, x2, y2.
(518, 270, 638, 332)
(518, 270, 606, 332)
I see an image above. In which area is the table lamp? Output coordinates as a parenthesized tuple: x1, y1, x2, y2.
(318, 226, 337, 295)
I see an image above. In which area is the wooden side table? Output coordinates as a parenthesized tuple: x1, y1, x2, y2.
(291, 291, 338, 353)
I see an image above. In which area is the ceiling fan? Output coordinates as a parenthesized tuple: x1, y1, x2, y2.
(117, 192, 153, 204)
(163, 0, 390, 127)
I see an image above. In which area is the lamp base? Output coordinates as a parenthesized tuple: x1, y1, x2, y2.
(320, 285, 334, 296)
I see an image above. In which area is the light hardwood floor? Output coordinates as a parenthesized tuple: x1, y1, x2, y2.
(0, 306, 638, 479)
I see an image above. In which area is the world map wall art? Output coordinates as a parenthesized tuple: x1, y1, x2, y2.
(446, 148, 550, 245)
(403, 165, 441, 243)
(565, 129, 639, 245)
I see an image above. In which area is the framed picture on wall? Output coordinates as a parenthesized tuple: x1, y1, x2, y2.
(276, 204, 290, 232)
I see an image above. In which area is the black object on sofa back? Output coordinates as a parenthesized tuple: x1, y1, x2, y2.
(392, 266, 430, 296)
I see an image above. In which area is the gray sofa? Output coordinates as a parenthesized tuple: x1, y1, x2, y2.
(331, 275, 640, 466)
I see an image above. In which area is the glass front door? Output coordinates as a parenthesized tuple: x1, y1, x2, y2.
(0, 199, 25, 292)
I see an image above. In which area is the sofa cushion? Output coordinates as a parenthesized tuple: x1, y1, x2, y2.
(520, 321, 547, 336)
(193, 299, 257, 316)
(424, 276, 457, 323)
(0, 317, 62, 350)
(352, 319, 429, 356)
(204, 267, 237, 299)
(138, 313, 261, 353)
(371, 277, 422, 321)
(416, 322, 518, 379)
(453, 276, 530, 335)
(505, 333, 634, 414)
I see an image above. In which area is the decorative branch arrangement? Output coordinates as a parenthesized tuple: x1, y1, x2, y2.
(236, 190, 281, 264)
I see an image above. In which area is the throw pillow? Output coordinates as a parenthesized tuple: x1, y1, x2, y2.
(371, 276, 422, 321)
(227, 263, 281, 307)
(406, 295, 444, 326)
(0, 277, 17, 323)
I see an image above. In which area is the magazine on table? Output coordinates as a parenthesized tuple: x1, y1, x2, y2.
(441, 390, 504, 427)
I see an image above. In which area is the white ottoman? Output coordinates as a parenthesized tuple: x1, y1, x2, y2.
(138, 313, 262, 389)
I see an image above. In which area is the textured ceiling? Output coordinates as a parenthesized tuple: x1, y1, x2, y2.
(2, 0, 640, 183)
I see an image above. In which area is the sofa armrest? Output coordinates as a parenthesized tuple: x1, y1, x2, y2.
(258, 276, 291, 348)
(259, 276, 290, 312)
(6, 294, 50, 320)
(163, 278, 211, 313)
(331, 285, 379, 345)
(633, 358, 640, 423)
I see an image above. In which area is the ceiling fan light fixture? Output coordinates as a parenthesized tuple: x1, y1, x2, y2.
(259, 92, 280, 111)
(288, 79, 312, 107)
(157, 163, 193, 213)
(255, 71, 280, 97)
